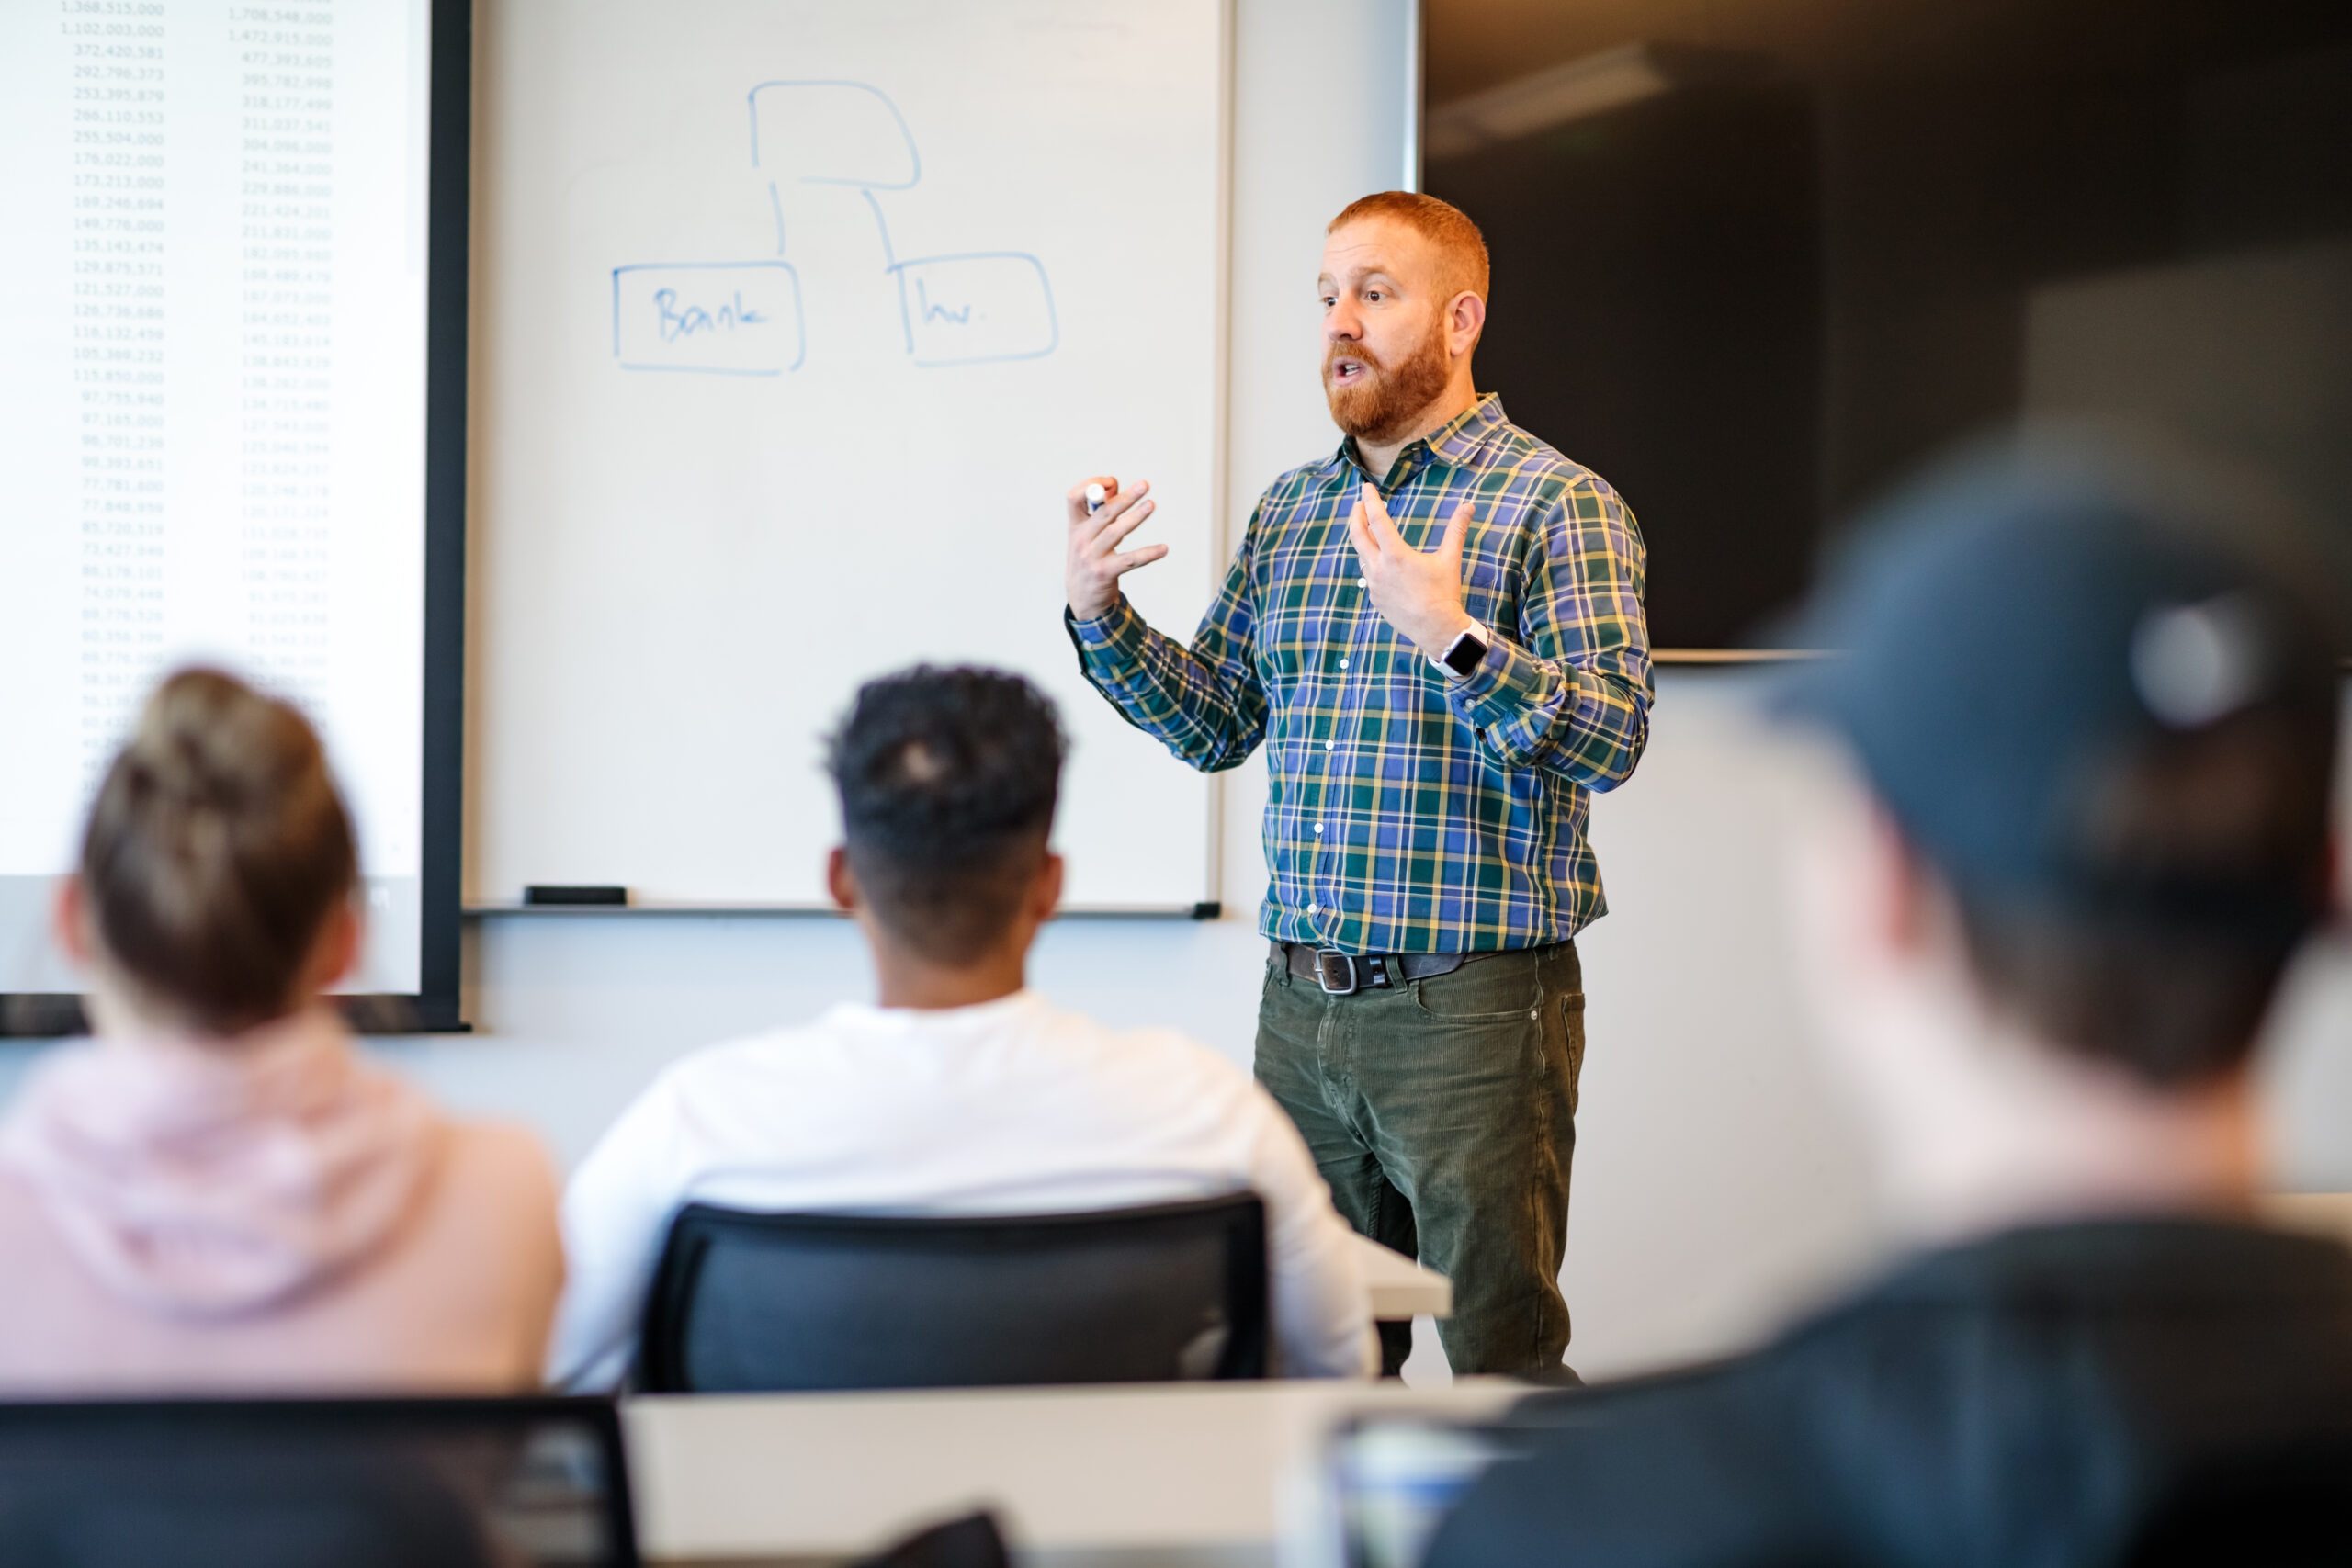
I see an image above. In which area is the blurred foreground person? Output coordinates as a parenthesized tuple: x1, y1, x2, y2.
(1427, 443, 2352, 1567)
(0, 669, 561, 1392)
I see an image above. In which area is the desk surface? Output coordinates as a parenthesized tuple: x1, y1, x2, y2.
(1349, 1233, 1451, 1322)
(627, 1378, 1521, 1566)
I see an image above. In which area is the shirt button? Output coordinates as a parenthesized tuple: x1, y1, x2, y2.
(1324, 739, 1335, 751)
(1357, 576, 1368, 589)
(1312, 822, 1324, 835)
(1338, 657, 1350, 671)
(1306, 901, 1319, 915)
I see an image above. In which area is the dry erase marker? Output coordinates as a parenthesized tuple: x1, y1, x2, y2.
(1085, 482, 1108, 514)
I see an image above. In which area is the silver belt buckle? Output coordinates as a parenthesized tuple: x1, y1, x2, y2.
(1314, 948, 1359, 996)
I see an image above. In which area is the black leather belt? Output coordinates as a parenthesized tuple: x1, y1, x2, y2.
(1274, 941, 1478, 997)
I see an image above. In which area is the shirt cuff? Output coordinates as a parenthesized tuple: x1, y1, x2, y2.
(1064, 596, 1149, 676)
(1450, 627, 1559, 734)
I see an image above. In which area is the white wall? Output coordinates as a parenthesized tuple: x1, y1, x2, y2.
(9, 0, 2351, 1384)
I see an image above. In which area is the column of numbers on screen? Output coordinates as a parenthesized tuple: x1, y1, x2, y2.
(237, 0, 334, 716)
(67, 0, 170, 795)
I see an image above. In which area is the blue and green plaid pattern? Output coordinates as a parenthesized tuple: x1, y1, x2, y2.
(1070, 396, 1651, 953)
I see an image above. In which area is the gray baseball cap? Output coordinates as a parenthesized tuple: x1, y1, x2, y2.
(1775, 435, 2343, 942)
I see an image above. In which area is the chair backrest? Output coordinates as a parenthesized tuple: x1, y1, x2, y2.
(639, 1192, 1270, 1393)
(852, 1511, 1012, 1568)
(0, 1396, 639, 1568)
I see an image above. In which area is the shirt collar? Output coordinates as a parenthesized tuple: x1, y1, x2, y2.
(824, 988, 1046, 1035)
(1316, 393, 1509, 486)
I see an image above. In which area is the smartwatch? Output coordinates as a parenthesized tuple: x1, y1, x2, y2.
(1432, 622, 1490, 678)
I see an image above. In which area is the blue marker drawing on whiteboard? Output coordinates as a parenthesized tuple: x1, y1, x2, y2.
(862, 187, 913, 355)
(916, 281, 972, 325)
(891, 251, 1058, 366)
(748, 79, 921, 189)
(860, 186, 1058, 366)
(612, 262, 805, 375)
(659, 288, 768, 339)
(614, 80, 1056, 373)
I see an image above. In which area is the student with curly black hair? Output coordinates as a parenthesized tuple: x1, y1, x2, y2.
(548, 665, 1376, 1386)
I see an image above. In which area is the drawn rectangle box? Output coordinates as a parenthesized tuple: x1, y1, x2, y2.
(613, 262, 805, 376)
(893, 253, 1058, 367)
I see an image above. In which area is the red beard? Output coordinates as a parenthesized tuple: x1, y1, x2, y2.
(1324, 315, 1452, 445)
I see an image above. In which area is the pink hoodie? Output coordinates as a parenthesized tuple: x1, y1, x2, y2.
(0, 1010, 561, 1393)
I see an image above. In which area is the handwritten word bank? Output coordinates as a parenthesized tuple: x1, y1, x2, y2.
(613, 264, 805, 376)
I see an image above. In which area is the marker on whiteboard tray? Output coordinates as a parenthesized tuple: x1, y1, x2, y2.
(523, 885, 632, 908)
(1085, 482, 1108, 514)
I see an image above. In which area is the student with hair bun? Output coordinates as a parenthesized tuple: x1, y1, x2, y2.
(0, 668, 562, 1393)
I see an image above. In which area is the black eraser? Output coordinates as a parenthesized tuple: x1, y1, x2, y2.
(523, 885, 631, 907)
(1190, 900, 1221, 920)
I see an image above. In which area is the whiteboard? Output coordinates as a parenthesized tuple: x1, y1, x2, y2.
(468, 0, 1227, 909)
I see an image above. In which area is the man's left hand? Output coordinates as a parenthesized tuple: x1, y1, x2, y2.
(1346, 482, 1478, 661)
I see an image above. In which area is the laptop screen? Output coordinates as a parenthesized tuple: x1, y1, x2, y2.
(0, 1396, 638, 1568)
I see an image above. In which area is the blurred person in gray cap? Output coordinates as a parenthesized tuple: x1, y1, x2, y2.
(1416, 436, 2352, 1568)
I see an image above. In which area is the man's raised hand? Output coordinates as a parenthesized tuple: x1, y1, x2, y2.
(1346, 481, 1477, 658)
(1065, 476, 1169, 621)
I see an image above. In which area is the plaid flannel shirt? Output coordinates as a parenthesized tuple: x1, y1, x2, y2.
(1069, 395, 1651, 953)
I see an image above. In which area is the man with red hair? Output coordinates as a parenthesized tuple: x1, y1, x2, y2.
(1061, 191, 1650, 1376)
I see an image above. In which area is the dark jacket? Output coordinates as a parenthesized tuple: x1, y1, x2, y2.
(1426, 1219, 2352, 1568)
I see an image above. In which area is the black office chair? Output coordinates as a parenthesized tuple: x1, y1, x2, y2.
(639, 1192, 1271, 1392)
(854, 1511, 1012, 1568)
(0, 1396, 639, 1568)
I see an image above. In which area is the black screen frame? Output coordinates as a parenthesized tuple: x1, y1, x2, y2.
(1418, 2, 2352, 660)
(2, 0, 471, 1038)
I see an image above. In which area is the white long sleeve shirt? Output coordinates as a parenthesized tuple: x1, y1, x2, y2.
(548, 989, 1377, 1386)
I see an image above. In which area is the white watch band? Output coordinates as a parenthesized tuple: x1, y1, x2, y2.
(1429, 621, 1489, 675)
